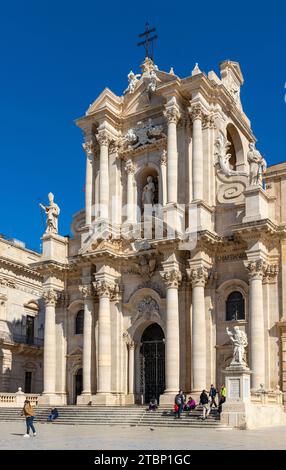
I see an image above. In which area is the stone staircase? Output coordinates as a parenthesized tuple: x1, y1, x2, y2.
(0, 405, 229, 428)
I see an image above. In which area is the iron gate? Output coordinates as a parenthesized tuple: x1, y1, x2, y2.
(140, 340, 165, 404)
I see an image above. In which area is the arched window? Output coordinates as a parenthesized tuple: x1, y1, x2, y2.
(226, 291, 245, 321)
(75, 310, 84, 334)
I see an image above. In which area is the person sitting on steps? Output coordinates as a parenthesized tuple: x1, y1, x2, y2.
(47, 407, 59, 422)
(148, 397, 158, 412)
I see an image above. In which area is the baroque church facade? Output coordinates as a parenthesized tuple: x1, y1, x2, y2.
(1, 57, 286, 406)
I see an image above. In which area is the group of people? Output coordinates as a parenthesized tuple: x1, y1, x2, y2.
(21, 399, 59, 437)
(174, 384, 227, 420)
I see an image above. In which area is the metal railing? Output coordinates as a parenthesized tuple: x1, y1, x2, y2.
(13, 334, 44, 347)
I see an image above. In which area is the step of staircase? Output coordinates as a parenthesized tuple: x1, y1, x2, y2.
(0, 406, 228, 428)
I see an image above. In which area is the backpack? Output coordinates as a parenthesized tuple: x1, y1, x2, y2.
(175, 395, 182, 405)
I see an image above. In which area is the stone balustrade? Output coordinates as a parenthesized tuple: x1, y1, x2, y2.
(250, 389, 283, 406)
(0, 392, 39, 407)
(0, 393, 16, 406)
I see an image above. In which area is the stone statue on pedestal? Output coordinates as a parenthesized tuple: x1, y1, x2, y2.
(226, 326, 248, 366)
(124, 70, 141, 94)
(142, 176, 155, 208)
(247, 142, 267, 186)
(39, 192, 60, 234)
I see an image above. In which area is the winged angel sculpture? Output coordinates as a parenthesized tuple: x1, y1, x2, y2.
(214, 131, 248, 177)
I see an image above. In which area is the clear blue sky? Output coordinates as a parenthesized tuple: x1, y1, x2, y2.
(0, 0, 285, 252)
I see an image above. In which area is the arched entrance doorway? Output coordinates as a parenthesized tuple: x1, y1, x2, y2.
(74, 368, 83, 403)
(140, 323, 165, 404)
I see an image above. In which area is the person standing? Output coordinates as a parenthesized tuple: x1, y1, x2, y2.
(209, 384, 218, 408)
(218, 384, 227, 414)
(199, 390, 210, 420)
(21, 399, 36, 437)
(174, 390, 185, 419)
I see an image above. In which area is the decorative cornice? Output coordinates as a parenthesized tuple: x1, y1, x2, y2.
(160, 269, 182, 289)
(0, 257, 42, 279)
(31, 260, 70, 276)
(0, 276, 16, 288)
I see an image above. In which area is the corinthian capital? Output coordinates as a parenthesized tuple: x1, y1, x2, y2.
(123, 331, 135, 349)
(164, 106, 181, 125)
(82, 139, 95, 157)
(264, 264, 279, 283)
(125, 158, 135, 174)
(96, 130, 111, 147)
(245, 260, 267, 280)
(43, 288, 58, 306)
(79, 284, 93, 299)
(188, 267, 209, 287)
(202, 113, 216, 129)
(161, 269, 182, 288)
(93, 279, 117, 298)
(189, 103, 204, 121)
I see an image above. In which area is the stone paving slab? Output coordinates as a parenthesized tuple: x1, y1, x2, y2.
(0, 422, 286, 450)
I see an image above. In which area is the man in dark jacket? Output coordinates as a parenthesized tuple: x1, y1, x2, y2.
(200, 390, 210, 420)
(209, 384, 218, 408)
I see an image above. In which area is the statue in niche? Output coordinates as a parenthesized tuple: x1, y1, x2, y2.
(226, 326, 248, 366)
(39, 192, 60, 234)
(215, 131, 248, 177)
(142, 176, 155, 208)
(247, 142, 267, 186)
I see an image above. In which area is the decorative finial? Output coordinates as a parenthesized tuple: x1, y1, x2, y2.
(192, 62, 201, 76)
(169, 67, 175, 75)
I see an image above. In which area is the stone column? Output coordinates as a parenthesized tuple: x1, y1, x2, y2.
(190, 104, 204, 201)
(164, 98, 181, 204)
(160, 150, 167, 206)
(82, 139, 94, 226)
(189, 267, 208, 391)
(128, 341, 135, 395)
(78, 284, 93, 400)
(246, 260, 266, 389)
(96, 130, 111, 219)
(42, 289, 58, 395)
(160, 269, 182, 403)
(125, 159, 135, 223)
(93, 279, 115, 400)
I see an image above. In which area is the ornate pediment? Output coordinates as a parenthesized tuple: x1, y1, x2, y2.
(86, 87, 122, 116)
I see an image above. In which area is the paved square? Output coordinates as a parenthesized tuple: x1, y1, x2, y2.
(0, 422, 286, 450)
